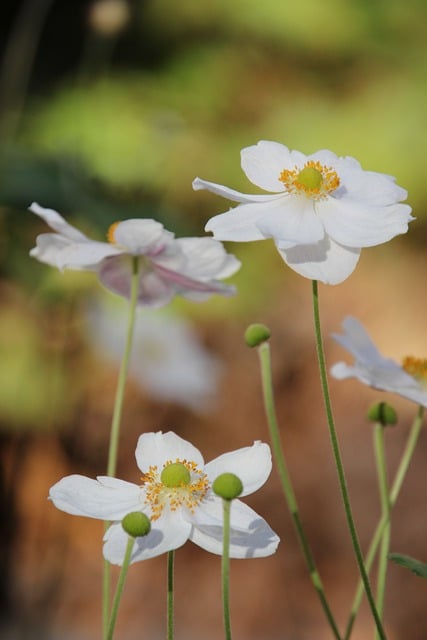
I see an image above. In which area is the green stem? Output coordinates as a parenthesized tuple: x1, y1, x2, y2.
(106, 536, 135, 640)
(103, 256, 140, 635)
(257, 342, 342, 639)
(344, 405, 424, 639)
(221, 498, 232, 640)
(373, 424, 390, 638)
(107, 256, 140, 477)
(311, 280, 386, 640)
(167, 550, 174, 640)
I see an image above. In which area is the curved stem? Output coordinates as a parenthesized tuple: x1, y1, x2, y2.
(221, 498, 233, 640)
(311, 280, 386, 640)
(373, 424, 390, 638)
(106, 536, 135, 640)
(257, 342, 342, 640)
(344, 405, 424, 639)
(167, 550, 175, 640)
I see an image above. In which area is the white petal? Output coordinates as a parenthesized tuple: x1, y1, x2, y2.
(49, 475, 142, 519)
(29, 203, 89, 241)
(240, 141, 295, 192)
(189, 498, 280, 558)
(193, 177, 278, 203)
(52, 240, 121, 269)
(103, 512, 191, 565)
(135, 431, 205, 473)
(112, 219, 173, 254)
(331, 317, 385, 365)
(336, 166, 408, 206)
(30, 233, 76, 269)
(205, 441, 272, 497)
(175, 237, 241, 279)
(277, 236, 360, 285)
(255, 195, 325, 245)
(317, 197, 412, 248)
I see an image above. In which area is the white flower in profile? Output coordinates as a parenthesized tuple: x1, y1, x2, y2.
(29, 203, 240, 307)
(86, 299, 221, 411)
(49, 431, 280, 564)
(193, 141, 413, 285)
(331, 317, 427, 407)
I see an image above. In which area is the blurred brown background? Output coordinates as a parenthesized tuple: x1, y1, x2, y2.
(1, 1, 427, 638)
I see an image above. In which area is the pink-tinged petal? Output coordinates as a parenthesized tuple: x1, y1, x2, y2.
(112, 219, 174, 254)
(135, 431, 204, 473)
(255, 195, 325, 245)
(317, 197, 413, 248)
(193, 177, 281, 203)
(29, 203, 89, 241)
(205, 199, 285, 242)
(49, 475, 143, 520)
(175, 237, 241, 279)
(277, 237, 361, 285)
(103, 511, 191, 565)
(153, 263, 237, 298)
(205, 441, 272, 497)
(189, 498, 280, 558)
(240, 141, 296, 192)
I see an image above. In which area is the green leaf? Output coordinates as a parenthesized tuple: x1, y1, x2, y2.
(389, 553, 427, 578)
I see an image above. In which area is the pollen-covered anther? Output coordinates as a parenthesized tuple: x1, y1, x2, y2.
(141, 459, 209, 521)
(402, 356, 427, 382)
(279, 160, 340, 200)
(107, 221, 120, 244)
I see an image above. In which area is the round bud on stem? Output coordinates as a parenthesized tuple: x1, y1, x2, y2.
(122, 512, 151, 537)
(213, 473, 243, 500)
(367, 402, 397, 427)
(245, 323, 271, 348)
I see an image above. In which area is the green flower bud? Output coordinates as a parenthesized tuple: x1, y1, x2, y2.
(367, 402, 397, 427)
(161, 462, 191, 487)
(121, 512, 151, 537)
(212, 473, 243, 500)
(245, 323, 271, 348)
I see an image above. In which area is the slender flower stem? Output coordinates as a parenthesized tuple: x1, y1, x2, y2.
(167, 551, 175, 640)
(311, 280, 386, 640)
(221, 498, 233, 640)
(107, 256, 140, 477)
(103, 256, 140, 635)
(106, 536, 135, 640)
(344, 405, 424, 639)
(257, 342, 342, 640)
(373, 424, 391, 638)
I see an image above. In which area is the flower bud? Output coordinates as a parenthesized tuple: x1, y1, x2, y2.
(212, 473, 243, 500)
(367, 402, 397, 427)
(245, 323, 271, 348)
(122, 512, 151, 537)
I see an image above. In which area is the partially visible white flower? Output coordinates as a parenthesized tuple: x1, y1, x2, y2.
(193, 141, 413, 285)
(49, 431, 280, 564)
(331, 317, 427, 407)
(29, 203, 240, 307)
(86, 299, 221, 411)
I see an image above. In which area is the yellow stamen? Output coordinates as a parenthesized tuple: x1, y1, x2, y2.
(402, 356, 427, 382)
(107, 221, 120, 244)
(140, 458, 210, 521)
(279, 160, 340, 200)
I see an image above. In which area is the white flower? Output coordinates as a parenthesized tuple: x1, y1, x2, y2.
(29, 203, 240, 307)
(331, 317, 427, 407)
(49, 432, 280, 564)
(86, 300, 222, 411)
(193, 141, 413, 285)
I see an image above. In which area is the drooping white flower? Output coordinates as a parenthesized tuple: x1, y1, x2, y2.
(193, 141, 413, 285)
(29, 203, 240, 307)
(49, 431, 280, 564)
(86, 299, 222, 411)
(331, 317, 427, 407)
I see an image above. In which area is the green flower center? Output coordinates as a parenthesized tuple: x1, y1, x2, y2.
(160, 462, 191, 487)
(296, 166, 323, 190)
(141, 459, 209, 520)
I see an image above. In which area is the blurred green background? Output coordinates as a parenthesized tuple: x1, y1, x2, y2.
(1, 1, 427, 638)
